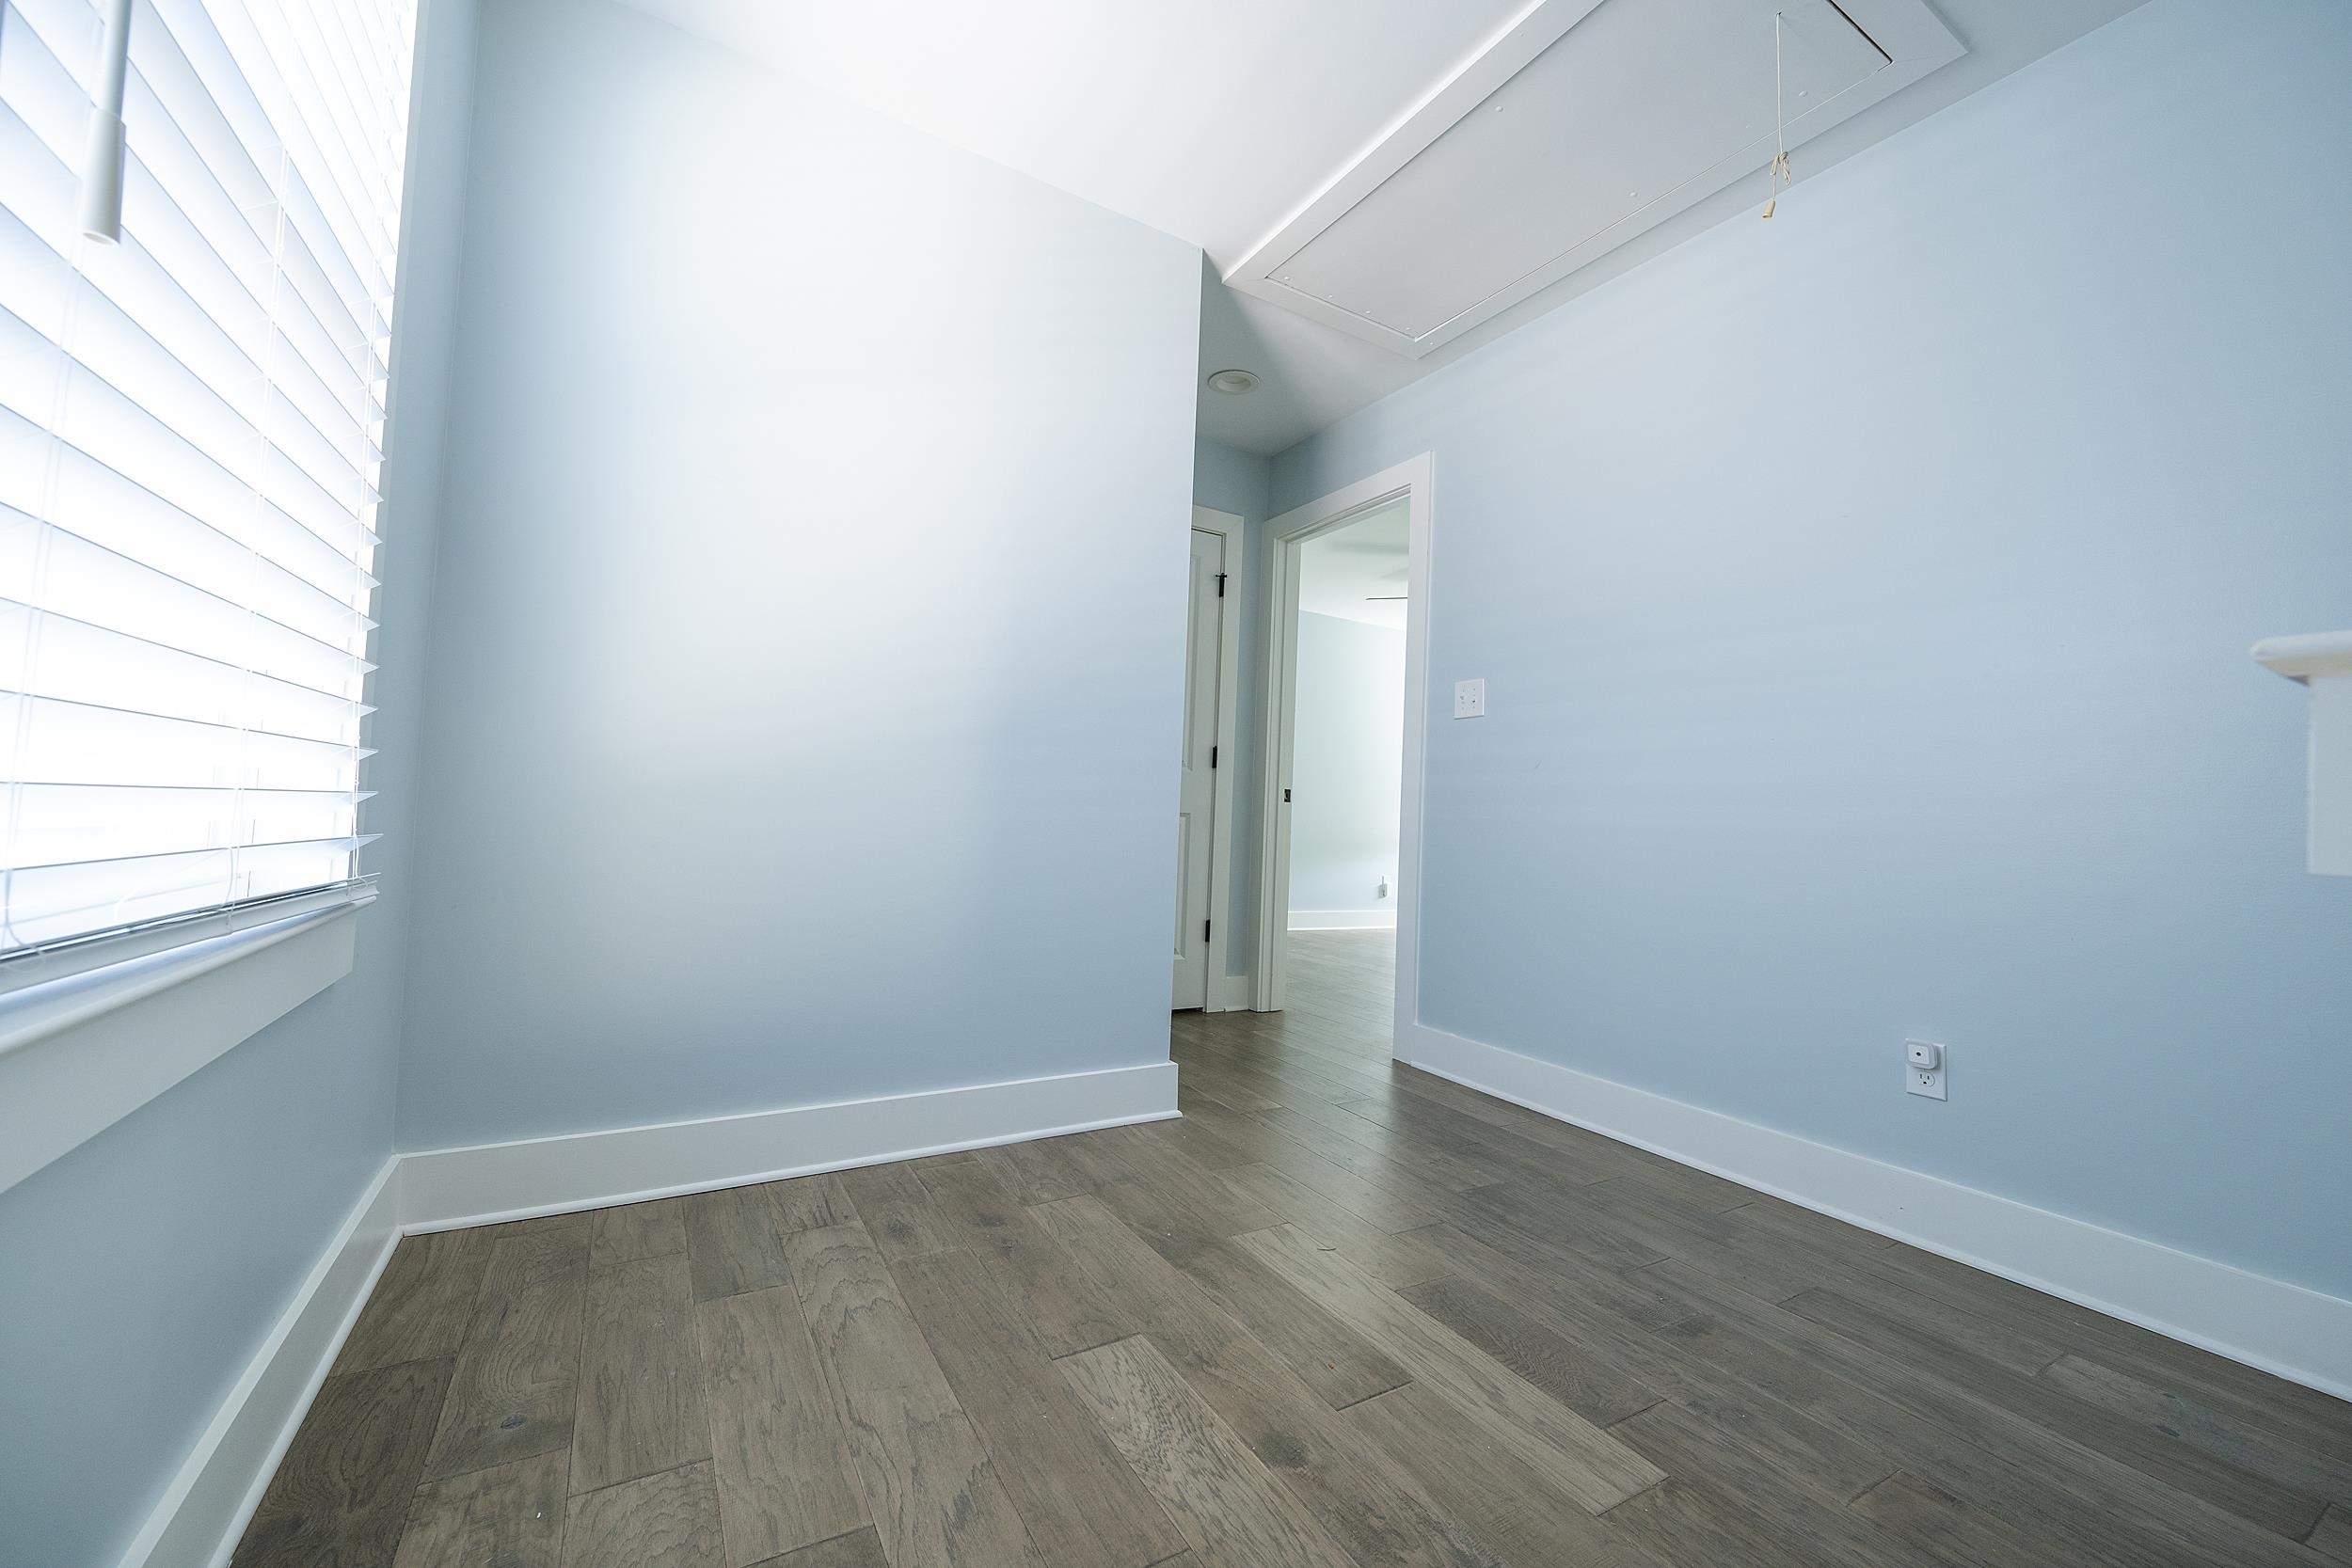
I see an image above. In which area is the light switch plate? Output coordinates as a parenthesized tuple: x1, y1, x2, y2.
(1454, 678, 1486, 719)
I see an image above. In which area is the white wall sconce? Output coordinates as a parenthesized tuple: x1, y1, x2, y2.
(2252, 630, 2352, 876)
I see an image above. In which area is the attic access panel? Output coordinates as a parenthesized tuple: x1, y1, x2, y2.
(1228, 0, 1963, 357)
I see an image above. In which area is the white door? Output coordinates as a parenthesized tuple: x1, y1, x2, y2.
(1172, 527, 1225, 1008)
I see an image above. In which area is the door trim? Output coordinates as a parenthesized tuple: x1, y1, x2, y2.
(1251, 455, 1434, 1046)
(1190, 506, 1248, 1010)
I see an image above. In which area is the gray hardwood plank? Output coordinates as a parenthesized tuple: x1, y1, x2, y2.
(425, 1227, 588, 1481)
(573, 1252, 711, 1495)
(1418, 1218, 1692, 1336)
(1213, 1161, 1451, 1288)
(764, 1173, 857, 1236)
(1597, 1476, 1883, 1568)
(1846, 1470, 2086, 1568)
(1247, 1101, 1495, 1204)
(591, 1198, 690, 1269)
(686, 1184, 793, 1303)
(1437, 1181, 1673, 1275)
(969, 1137, 1097, 1205)
(1396, 1272, 1662, 1428)
(1083, 1126, 1283, 1258)
(391, 1449, 567, 1568)
(336, 1228, 493, 1373)
(1643, 1259, 2327, 1568)
(1135, 1103, 1263, 1171)
(1173, 1236, 1409, 1411)
(696, 1284, 867, 1568)
(1237, 1223, 1664, 1513)
(745, 1527, 891, 1568)
(1058, 1335, 1360, 1568)
(1854, 1238, 2352, 1438)
(1610, 1394, 1885, 1514)
(564, 1463, 723, 1568)
(1343, 1381, 1659, 1568)
(1782, 1283, 2330, 1539)
(2039, 1351, 2352, 1507)
(1262, 1098, 1516, 1192)
(1028, 1194, 1507, 1568)
(915, 1158, 1133, 1356)
(232, 1358, 453, 1568)
(837, 1162, 958, 1260)
(2307, 1504, 2352, 1563)
(893, 1248, 1184, 1568)
(783, 1222, 1041, 1568)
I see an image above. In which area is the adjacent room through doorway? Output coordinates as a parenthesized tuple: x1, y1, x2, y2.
(1288, 503, 1409, 940)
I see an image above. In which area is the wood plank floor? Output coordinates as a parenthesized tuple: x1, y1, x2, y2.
(235, 932, 2352, 1568)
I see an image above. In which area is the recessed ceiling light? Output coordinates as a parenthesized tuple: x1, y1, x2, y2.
(1205, 369, 1258, 395)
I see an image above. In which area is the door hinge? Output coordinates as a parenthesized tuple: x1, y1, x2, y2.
(1216, 572, 1227, 598)
(1210, 744, 1217, 768)
(1282, 787, 1293, 803)
(1203, 919, 1213, 942)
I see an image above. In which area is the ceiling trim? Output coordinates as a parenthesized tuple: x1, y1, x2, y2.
(1224, 0, 1964, 359)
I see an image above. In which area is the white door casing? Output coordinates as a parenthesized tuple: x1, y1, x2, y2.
(1254, 456, 1434, 1037)
(1173, 525, 1228, 1008)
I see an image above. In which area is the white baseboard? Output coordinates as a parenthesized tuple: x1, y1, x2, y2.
(1288, 910, 1397, 931)
(1397, 1022, 2352, 1402)
(398, 1059, 1179, 1232)
(117, 1158, 403, 1568)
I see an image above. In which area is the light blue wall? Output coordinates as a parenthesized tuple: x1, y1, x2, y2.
(1289, 611, 1405, 917)
(1193, 436, 1274, 976)
(0, 1, 476, 1561)
(1273, 0, 2352, 1299)
(397, 0, 1202, 1148)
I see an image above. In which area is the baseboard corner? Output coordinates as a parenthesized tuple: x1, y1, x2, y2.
(118, 1156, 403, 1568)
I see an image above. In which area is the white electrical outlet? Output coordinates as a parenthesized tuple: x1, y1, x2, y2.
(1454, 678, 1486, 719)
(1904, 1038, 1947, 1101)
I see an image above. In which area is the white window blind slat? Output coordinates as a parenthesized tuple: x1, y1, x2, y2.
(0, 0, 414, 958)
(0, 601, 372, 742)
(0, 412, 378, 661)
(0, 500, 373, 697)
(9, 782, 365, 865)
(0, 691, 370, 789)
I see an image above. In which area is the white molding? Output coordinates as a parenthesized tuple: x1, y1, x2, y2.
(1209, 971, 1257, 1013)
(1225, 0, 1962, 357)
(117, 1159, 403, 1568)
(0, 901, 367, 1196)
(2252, 630, 2352, 683)
(399, 1060, 1179, 1231)
(2254, 630, 2352, 876)
(1255, 453, 1435, 1027)
(1397, 1022, 2352, 1400)
(1288, 910, 1399, 931)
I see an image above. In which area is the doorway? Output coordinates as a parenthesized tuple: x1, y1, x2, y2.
(1172, 507, 1243, 1010)
(1254, 456, 1434, 1049)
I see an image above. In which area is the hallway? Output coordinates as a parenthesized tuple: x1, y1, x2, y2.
(234, 931, 2350, 1568)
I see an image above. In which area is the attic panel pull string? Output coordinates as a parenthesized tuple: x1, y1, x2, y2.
(1764, 9, 1794, 218)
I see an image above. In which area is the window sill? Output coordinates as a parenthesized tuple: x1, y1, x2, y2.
(0, 895, 370, 1196)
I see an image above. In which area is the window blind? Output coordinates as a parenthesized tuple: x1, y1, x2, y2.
(0, 0, 415, 959)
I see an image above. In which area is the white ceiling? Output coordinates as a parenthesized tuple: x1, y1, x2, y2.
(613, 0, 2148, 455)
(1299, 502, 1409, 631)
